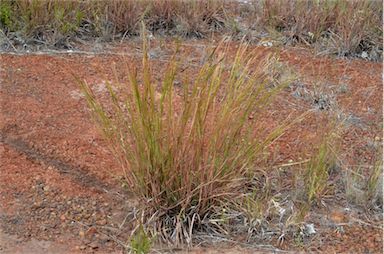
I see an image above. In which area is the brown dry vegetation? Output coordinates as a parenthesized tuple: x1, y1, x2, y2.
(0, 0, 382, 60)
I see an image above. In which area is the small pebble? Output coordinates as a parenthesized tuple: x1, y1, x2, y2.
(86, 227, 97, 237)
(98, 219, 107, 225)
(89, 241, 99, 249)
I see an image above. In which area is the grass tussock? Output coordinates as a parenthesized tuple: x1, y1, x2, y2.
(346, 148, 383, 209)
(366, 154, 383, 208)
(80, 32, 294, 244)
(304, 128, 339, 204)
(130, 225, 152, 254)
(256, 0, 383, 59)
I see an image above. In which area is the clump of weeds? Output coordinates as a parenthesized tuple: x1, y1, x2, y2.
(303, 123, 341, 204)
(130, 224, 152, 254)
(80, 26, 297, 247)
(345, 148, 383, 210)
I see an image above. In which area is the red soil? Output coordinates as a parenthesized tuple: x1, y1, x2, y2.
(1, 41, 382, 253)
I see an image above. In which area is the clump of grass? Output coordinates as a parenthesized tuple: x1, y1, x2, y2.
(0, 0, 12, 29)
(14, 1, 82, 35)
(174, 0, 225, 38)
(366, 153, 383, 208)
(257, 0, 383, 60)
(345, 157, 383, 209)
(341, 135, 382, 209)
(304, 130, 338, 204)
(145, 0, 178, 33)
(145, 0, 226, 37)
(105, 0, 143, 36)
(345, 166, 365, 205)
(81, 31, 293, 244)
(130, 225, 152, 254)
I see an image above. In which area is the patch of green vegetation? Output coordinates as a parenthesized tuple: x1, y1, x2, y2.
(304, 131, 338, 203)
(367, 161, 383, 206)
(0, 1, 13, 28)
(53, 6, 83, 34)
(344, 146, 382, 209)
(130, 225, 151, 254)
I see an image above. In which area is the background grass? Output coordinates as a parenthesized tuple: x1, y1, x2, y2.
(0, 0, 382, 60)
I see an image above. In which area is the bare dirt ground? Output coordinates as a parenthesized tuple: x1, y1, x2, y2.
(1, 39, 382, 253)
